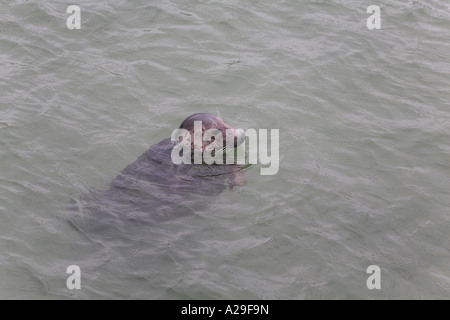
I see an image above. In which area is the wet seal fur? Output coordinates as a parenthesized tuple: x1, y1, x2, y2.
(69, 114, 247, 231)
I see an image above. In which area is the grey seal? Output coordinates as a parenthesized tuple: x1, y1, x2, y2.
(69, 113, 247, 232)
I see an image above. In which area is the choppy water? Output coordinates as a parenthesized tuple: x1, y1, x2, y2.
(1, 0, 449, 299)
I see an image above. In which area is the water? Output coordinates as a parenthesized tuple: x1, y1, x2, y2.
(0, 0, 449, 299)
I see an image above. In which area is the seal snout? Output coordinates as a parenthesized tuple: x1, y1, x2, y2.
(226, 127, 246, 148)
(219, 121, 245, 148)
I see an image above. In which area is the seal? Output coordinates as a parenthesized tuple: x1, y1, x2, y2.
(70, 114, 247, 231)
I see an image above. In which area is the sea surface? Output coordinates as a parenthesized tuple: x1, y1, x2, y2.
(0, 0, 449, 299)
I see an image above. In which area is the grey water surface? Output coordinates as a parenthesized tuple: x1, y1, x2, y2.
(0, 0, 449, 299)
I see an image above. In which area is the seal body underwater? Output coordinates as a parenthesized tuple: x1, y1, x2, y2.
(69, 114, 246, 232)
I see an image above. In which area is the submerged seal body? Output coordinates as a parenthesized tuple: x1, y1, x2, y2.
(71, 114, 246, 230)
